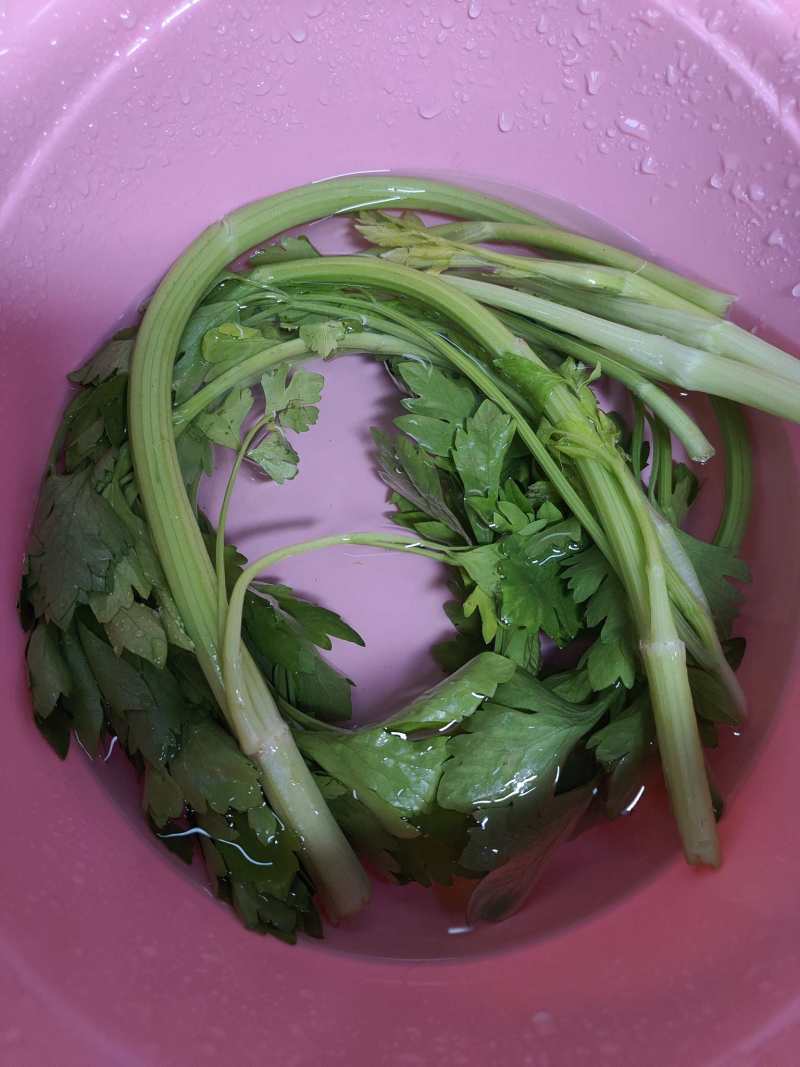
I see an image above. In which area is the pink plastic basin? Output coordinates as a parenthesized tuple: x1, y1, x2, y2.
(2, 1, 800, 1064)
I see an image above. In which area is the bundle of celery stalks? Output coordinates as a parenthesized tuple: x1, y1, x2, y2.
(23, 176, 793, 942)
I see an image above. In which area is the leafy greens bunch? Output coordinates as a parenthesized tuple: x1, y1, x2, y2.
(20, 175, 770, 939)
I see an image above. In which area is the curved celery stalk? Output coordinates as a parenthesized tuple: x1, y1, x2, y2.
(428, 220, 734, 316)
(127, 174, 622, 917)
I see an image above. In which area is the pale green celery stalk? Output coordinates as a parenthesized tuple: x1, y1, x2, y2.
(427, 220, 733, 316)
(711, 399, 753, 552)
(441, 275, 800, 423)
(495, 313, 715, 463)
(371, 240, 699, 312)
(172, 332, 438, 436)
(613, 463, 720, 865)
(128, 173, 613, 917)
(257, 255, 722, 863)
(529, 286, 800, 387)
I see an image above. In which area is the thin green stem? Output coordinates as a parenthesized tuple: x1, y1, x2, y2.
(173, 332, 438, 435)
(711, 399, 753, 553)
(427, 220, 734, 315)
(215, 416, 272, 643)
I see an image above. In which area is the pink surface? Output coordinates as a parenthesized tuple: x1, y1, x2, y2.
(2, 0, 800, 1064)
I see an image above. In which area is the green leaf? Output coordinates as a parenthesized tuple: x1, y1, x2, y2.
(297, 728, 448, 833)
(244, 592, 355, 722)
(387, 653, 515, 732)
(261, 364, 324, 420)
(587, 696, 652, 766)
(564, 548, 637, 689)
(452, 399, 516, 503)
(689, 667, 743, 727)
(250, 234, 321, 265)
(26, 468, 135, 630)
(498, 520, 583, 645)
(255, 583, 364, 650)
(299, 320, 348, 359)
(143, 765, 185, 828)
(104, 602, 168, 669)
(394, 414, 456, 457)
(79, 624, 185, 765)
(68, 331, 135, 385)
(26, 622, 71, 718)
(373, 429, 468, 539)
(201, 322, 273, 366)
(176, 424, 214, 503)
(170, 721, 263, 815)
(465, 785, 595, 921)
(437, 700, 606, 814)
(60, 624, 105, 755)
(196, 387, 253, 449)
(397, 361, 477, 422)
(674, 531, 749, 637)
(247, 431, 300, 483)
(88, 553, 150, 624)
(174, 299, 241, 402)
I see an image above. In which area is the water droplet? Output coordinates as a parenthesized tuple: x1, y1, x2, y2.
(708, 174, 724, 189)
(689, 89, 703, 105)
(201, 69, 213, 85)
(726, 82, 743, 102)
(318, 88, 330, 105)
(766, 228, 785, 247)
(440, 12, 455, 28)
(467, 0, 482, 18)
(577, 0, 596, 13)
(119, 9, 137, 28)
(706, 9, 724, 32)
(179, 85, 191, 105)
(583, 117, 598, 130)
(417, 100, 443, 119)
(639, 155, 657, 175)
(749, 182, 766, 202)
(305, 0, 325, 15)
(585, 70, 602, 95)
(537, 14, 548, 33)
(609, 40, 623, 61)
(464, 37, 476, 51)
(617, 115, 649, 140)
(572, 27, 590, 46)
(498, 111, 513, 132)
(254, 80, 270, 96)
(290, 27, 307, 43)
(722, 152, 740, 173)
(791, 282, 800, 298)
(598, 141, 609, 154)
(787, 172, 800, 189)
